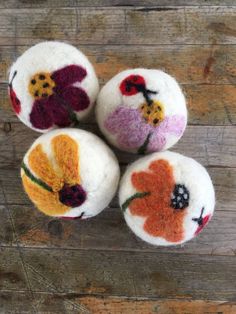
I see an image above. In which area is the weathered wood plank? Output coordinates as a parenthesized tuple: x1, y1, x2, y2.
(5, 204, 236, 256)
(1, 83, 236, 125)
(68, 297, 236, 314)
(21, 247, 236, 300)
(0, 122, 235, 167)
(3, 1, 236, 9)
(0, 205, 15, 246)
(0, 247, 28, 291)
(1, 166, 235, 211)
(0, 7, 236, 45)
(1, 44, 236, 85)
(1, 292, 235, 314)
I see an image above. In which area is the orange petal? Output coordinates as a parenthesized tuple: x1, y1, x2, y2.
(28, 144, 63, 192)
(143, 210, 185, 242)
(51, 134, 80, 185)
(22, 174, 69, 216)
(129, 196, 154, 217)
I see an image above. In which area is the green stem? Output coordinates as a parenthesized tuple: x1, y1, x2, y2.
(21, 162, 53, 192)
(138, 133, 152, 154)
(121, 192, 150, 212)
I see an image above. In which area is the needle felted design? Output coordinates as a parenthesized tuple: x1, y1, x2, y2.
(96, 69, 187, 153)
(119, 151, 215, 246)
(9, 41, 99, 132)
(21, 129, 120, 219)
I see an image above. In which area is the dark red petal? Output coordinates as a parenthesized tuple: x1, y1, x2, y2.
(30, 98, 54, 130)
(48, 95, 71, 127)
(30, 95, 71, 130)
(120, 75, 146, 96)
(60, 86, 90, 112)
(52, 65, 87, 89)
(9, 88, 21, 114)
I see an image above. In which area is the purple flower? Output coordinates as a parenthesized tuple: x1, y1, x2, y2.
(104, 106, 186, 153)
(29, 65, 90, 130)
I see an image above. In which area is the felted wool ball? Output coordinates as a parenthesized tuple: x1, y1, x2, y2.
(96, 69, 187, 154)
(119, 151, 215, 246)
(21, 129, 120, 219)
(9, 41, 99, 132)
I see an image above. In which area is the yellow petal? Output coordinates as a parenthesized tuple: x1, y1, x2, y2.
(28, 144, 63, 192)
(51, 134, 80, 185)
(22, 174, 69, 216)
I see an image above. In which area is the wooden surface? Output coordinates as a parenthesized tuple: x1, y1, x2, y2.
(0, 1, 236, 313)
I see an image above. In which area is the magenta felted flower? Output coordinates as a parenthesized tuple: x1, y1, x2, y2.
(28, 65, 90, 130)
(104, 105, 186, 153)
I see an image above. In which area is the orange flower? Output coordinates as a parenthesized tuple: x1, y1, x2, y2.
(21, 134, 87, 216)
(123, 159, 187, 242)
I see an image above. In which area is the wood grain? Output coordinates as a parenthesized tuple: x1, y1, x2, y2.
(1, 166, 235, 211)
(0, 292, 235, 314)
(0, 7, 236, 46)
(2, 44, 236, 85)
(2, 83, 236, 125)
(20, 247, 236, 300)
(0, 1, 236, 309)
(0, 247, 28, 291)
(0, 122, 235, 167)
(1, 204, 234, 256)
(2, 1, 236, 9)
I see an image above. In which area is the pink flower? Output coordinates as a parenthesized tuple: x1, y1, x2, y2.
(104, 106, 186, 153)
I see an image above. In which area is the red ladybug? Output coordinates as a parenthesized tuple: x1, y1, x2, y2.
(9, 71, 21, 114)
(119, 74, 157, 106)
(192, 208, 211, 236)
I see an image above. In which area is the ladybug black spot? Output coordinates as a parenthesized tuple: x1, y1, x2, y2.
(171, 184, 189, 210)
(39, 74, 45, 80)
(31, 79, 36, 85)
(43, 82, 49, 88)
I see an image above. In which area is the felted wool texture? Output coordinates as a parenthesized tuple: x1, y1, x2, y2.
(9, 41, 99, 132)
(119, 151, 215, 246)
(21, 128, 120, 219)
(96, 69, 187, 154)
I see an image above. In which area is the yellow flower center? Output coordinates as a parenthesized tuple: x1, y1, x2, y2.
(140, 100, 165, 127)
(28, 72, 56, 99)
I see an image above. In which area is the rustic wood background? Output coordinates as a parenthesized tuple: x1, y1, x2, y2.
(0, 0, 236, 313)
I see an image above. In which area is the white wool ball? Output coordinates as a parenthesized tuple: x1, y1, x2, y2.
(119, 151, 215, 246)
(21, 129, 120, 219)
(9, 41, 99, 132)
(96, 69, 187, 154)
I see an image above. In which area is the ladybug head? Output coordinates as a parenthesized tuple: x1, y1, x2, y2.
(119, 75, 146, 96)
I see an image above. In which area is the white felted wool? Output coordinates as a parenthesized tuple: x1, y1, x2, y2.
(96, 69, 187, 154)
(21, 128, 120, 219)
(119, 151, 215, 246)
(9, 41, 99, 132)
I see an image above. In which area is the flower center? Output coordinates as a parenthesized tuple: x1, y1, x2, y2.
(28, 72, 56, 99)
(140, 100, 165, 127)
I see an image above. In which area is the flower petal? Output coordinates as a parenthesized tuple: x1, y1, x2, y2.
(158, 115, 186, 136)
(30, 94, 72, 129)
(52, 65, 87, 89)
(28, 144, 63, 192)
(30, 98, 54, 130)
(147, 132, 166, 152)
(51, 134, 80, 185)
(59, 86, 90, 112)
(105, 106, 151, 150)
(47, 95, 71, 127)
(143, 211, 185, 242)
(22, 174, 69, 216)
